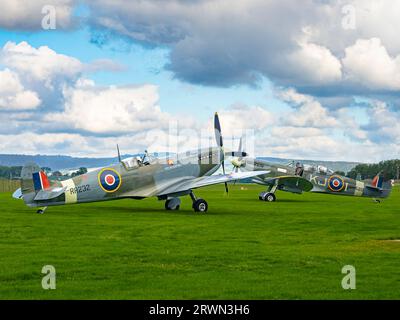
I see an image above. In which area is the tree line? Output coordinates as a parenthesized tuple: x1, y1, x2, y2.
(0, 166, 87, 180)
(347, 159, 400, 181)
(0, 166, 22, 179)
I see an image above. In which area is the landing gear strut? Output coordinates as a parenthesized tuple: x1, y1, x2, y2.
(190, 190, 208, 213)
(36, 207, 47, 214)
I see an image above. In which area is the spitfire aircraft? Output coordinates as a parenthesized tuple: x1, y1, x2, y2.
(12, 113, 268, 214)
(231, 142, 392, 202)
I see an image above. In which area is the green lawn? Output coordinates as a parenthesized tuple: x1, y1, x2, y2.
(0, 184, 399, 299)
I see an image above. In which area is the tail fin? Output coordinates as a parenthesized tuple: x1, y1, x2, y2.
(371, 172, 383, 188)
(32, 171, 51, 191)
(366, 172, 393, 198)
(20, 163, 51, 204)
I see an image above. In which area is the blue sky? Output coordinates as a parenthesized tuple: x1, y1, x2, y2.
(0, 1, 399, 161)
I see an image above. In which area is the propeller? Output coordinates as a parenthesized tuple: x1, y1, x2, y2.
(214, 112, 229, 194)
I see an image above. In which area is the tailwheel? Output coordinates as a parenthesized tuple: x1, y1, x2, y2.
(36, 207, 47, 214)
(165, 198, 181, 210)
(193, 199, 208, 213)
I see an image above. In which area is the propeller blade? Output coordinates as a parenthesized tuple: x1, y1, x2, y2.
(214, 112, 223, 148)
(237, 136, 244, 161)
(214, 112, 229, 194)
(222, 149, 229, 194)
(222, 157, 228, 193)
(117, 144, 121, 162)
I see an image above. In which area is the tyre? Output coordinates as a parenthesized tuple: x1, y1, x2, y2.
(193, 199, 208, 212)
(165, 198, 181, 210)
(264, 192, 276, 202)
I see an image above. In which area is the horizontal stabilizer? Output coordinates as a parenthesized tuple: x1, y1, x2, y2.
(33, 186, 66, 201)
(365, 185, 383, 192)
(12, 188, 22, 199)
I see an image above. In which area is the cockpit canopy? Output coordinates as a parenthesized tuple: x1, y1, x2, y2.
(122, 157, 142, 170)
(121, 152, 159, 170)
(302, 164, 334, 175)
(315, 165, 334, 175)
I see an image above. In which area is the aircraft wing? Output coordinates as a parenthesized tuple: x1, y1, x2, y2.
(157, 170, 270, 196)
(256, 175, 313, 194)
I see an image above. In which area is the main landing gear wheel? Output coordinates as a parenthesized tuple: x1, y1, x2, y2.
(165, 198, 181, 210)
(193, 199, 208, 213)
(259, 192, 276, 202)
(189, 190, 208, 213)
(265, 193, 276, 202)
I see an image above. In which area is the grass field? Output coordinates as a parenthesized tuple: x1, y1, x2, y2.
(0, 184, 399, 299)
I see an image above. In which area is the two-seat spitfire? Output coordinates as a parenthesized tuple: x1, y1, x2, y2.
(12, 113, 268, 213)
(231, 144, 392, 202)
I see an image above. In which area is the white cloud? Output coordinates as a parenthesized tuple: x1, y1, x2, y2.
(214, 105, 274, 134)
(270, 126, 324, 138)
(260, 125, 400, 163)
(287, 38, 342, 85)
(334, 108, 368, 141)
(342, 38, 400, 90)
(86, 0, 400, 98)
(0, 132, 88, 155)
(45, 83, 173, 134)
(0, 30, 397, 163)
(1, 41, 83, 87)
(362, 100, 400, 143)
(0, 0, 75, 30)
(0, 68, 41, 110)
(277, 88, 338, 128)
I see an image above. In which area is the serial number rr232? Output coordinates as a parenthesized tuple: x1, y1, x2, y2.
(69, 184, 90, 195)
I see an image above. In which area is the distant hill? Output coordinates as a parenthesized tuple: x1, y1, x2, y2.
(0, 154, 131, 170)
(0, 153, 359, 173)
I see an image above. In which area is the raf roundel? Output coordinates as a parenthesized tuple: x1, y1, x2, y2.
(98, 168, 122, 193)
(327, 175, 345, 192)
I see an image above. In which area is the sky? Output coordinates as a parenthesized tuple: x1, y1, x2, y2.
(0, 0, 399, 162)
